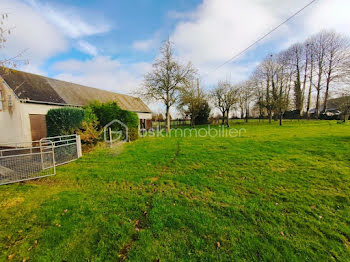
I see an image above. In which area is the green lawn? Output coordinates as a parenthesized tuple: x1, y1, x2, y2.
(1, 121, 350, 261)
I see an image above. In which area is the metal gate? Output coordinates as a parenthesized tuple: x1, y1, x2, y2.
(0, 135, 82, 185)
(0, 140, 55, 185)
(44, 135, 82, 166)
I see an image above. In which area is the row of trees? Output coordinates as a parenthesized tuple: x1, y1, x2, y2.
(254, 30, 349, 121)
(210, 30, 350, 125)
(141, 30, 350, 131)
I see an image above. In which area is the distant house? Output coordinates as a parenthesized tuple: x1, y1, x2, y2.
(309, 106, 341, 116)
(0, 68, 152, 145)
(309, 96, 349, 116)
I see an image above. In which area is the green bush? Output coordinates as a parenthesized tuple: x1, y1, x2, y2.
(87, 101, 122, 129)
(77, 107, 101, 147)
(128, 128, 139, 141)
(87, 101, 139, 141)
(46, 108, 85, 137)
(194, 100, 211, 125)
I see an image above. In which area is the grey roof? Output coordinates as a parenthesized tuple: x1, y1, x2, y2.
(0, 68, 151, 113)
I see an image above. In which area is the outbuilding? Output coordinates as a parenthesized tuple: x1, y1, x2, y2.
(0, 68, 152, 145)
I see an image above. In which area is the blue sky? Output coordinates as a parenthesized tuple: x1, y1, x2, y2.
(43, 0, 202, 63)
(1, 0, 350, 112)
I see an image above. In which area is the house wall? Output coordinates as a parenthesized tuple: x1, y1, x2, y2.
(0, 78, 67, 146)
(0, 79, 25, 146)
(136, 112, 152, 120)
(20, 103, 65, 143)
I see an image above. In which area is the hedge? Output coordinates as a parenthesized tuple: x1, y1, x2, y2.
(87, 101, 139, 141)
(46, 108, 85, 137)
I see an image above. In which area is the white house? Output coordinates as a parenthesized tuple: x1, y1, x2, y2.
(0, 68, 152, 145)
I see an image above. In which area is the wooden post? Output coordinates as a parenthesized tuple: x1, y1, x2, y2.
(76, 135, 82, 158)
(109, 128, 112, 148)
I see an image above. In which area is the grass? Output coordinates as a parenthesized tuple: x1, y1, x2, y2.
(1, 120, 350, 261)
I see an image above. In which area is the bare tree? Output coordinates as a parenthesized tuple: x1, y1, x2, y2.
(238, 81, 254, 122)
(247, 30, 350, 122)
(178, 79, 208, 127)
(310, 31, 328, 117)
(254, 55, 282, 123)
(321, 31, 350, 113)
(211, 81, 228, 125)
(286, 43, 305, 115)
(140, 40, 196, 132)
(0, 14, 27, 70)
(305, 40, 315, 118)
(250, 73, 266, 121)
(276, 51, 293, 125)
(211, 81, 239, 126)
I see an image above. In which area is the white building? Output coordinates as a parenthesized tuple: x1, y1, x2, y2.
(0, 68, 152, 145)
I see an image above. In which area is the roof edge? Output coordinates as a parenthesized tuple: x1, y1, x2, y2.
(20, 99, 152, 113)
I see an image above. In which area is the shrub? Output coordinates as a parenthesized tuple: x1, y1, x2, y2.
(46, 108, 84, 137)
(119, 109, 139, 129)
(87, 101, 139, 141)
(128, 128, 139, 141)
(88, 101, 122, 129)
(77, 107, 101, 147)
(194, 100, 211, 125)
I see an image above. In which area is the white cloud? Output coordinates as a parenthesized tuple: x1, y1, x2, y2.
(0, 0, 67, 66)
(278, 0, 350, 49)
(0, 0, 114, 74)
(52, 56, 150, 95)
(132, 38, 158, 52)
(0, 0, 113, 76)
(305, 0, 350, 36)
(24, 0, 111, 39)
(77, 40, 98, 56)
(19, 63, 46, 76)
(132, 31, 163, 52)
(171, 0, 279, 67)
(164, 0, 350, 85)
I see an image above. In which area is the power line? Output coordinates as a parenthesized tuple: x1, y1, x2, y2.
(206, 0, 318, 75)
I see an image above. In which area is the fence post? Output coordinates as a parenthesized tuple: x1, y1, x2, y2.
(52, 141, 56, 175)
(76, 135, 82, 158)
(109, 127, 113, 148)
(39, 140, 44, 170)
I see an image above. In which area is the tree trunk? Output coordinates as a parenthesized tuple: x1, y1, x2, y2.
(221, 111, 225, 125)
(295, 64, 303, 115)
(226, 109, 230, 127)
(245, 106, 249, 123)
(279, 113, 282, 126)
(315, 59, 323, 119)
(306, 84, 312, 119)
(315, 88, 320, 119)
(322, 53, 334, 113)
(322, 77, 331, 114)
(166, 105, 171, 132)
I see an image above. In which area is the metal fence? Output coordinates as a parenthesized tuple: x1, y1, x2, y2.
(0, 140, 55, 185)
(44, 135, 81, 166)
(0, 135, 82, 185)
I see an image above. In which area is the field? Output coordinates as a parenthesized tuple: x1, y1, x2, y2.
(1, 120, 350, 261)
